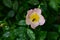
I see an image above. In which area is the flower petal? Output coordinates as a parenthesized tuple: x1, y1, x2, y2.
(31, 22, 39, 29)
(26, 9, 33, 25)
(27, 9, 33, 16)
(39, 15, 45, 25)
(26, 18, 31, 25)
(34, 8, 41, 14)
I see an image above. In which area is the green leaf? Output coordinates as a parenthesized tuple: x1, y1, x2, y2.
(39, 31, 47, 40)
(0, 38, 2, 40)
(58, 25, 60, 33)
(27, 0, 39, 5)
(54, 25, 60, 33)
(16, 14, 20, 21)
(3, 26, 9, 31)
(18, 7, 23, 14)
(7, 10, 15, 17)
(47, 32, 58, 40)
(12, 1, 18, 11)
(59, 38, 60, 40)
(18, 27, 27, 40)
(0, 21, 3, 24)
(0, 21, 7, 27)
(49, 0, 58, 10)
(3, 32, 10, 38)
(3, 0, 12, 8)
(13, 27, 27, 40)
(18, 3, 29, 14)
(58, 29, 60, 33)
(27, 29, 35, 40)
(18, 20, 26, 25)
(55, 0, 60, 4)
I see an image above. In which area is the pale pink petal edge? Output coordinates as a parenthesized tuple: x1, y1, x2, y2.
(39, 15, 45, 25)
(34, 8, 42, 14)
(31, 22, 39, 29)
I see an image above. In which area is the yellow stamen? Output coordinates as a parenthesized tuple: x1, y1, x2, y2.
(29, 12, 40, 23)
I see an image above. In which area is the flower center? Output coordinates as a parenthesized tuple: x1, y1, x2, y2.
(29, 12, 40, 23)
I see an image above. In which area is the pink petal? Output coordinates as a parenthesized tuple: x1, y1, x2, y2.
(26, 18, 31, 25)
(31, 22, 39, 29)
(26, 14, 32, 25)
(27, 9, 33, 16)
(34, 8, 41, 14)
(39, 15, 45, 25)
(26, 9, 33, 25)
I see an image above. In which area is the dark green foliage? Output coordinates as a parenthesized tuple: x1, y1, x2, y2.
(0, 0, 60, 40)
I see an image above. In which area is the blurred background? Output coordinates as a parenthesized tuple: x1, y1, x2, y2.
(0, 0, 60, 40)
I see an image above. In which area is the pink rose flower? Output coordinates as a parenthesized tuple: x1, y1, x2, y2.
(26, 8, 45, 29)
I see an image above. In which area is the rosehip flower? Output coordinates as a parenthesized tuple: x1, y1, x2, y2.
(26, 8, 45, 29)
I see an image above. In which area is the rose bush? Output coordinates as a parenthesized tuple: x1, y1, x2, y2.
(0, 0, 60, 40)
